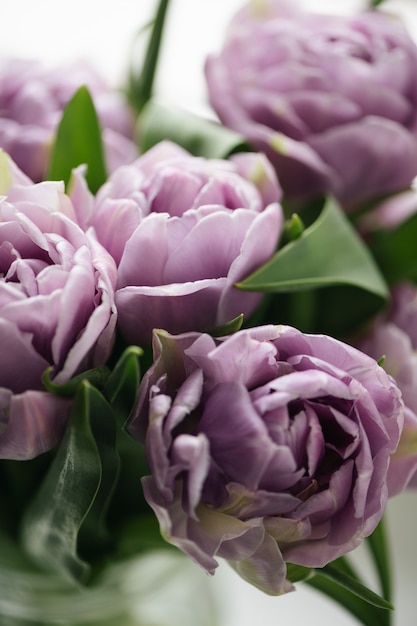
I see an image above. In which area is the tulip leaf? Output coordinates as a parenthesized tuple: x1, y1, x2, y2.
(365, 518, 392, 604)
(47, 86, 107, 194)
(237, 196, 388, 298)
(286, 563, 313, 583)
(306, 570, 391, 626)
(318, 563, 393, 610)
(128, 0, 171, 112)
(280, 212, 305, 245)
(42, 365, 110, 398)
(104, 346, 143, 426)
(20, 382, 119, 584)
(368, 210, 417, 285)
(139, 100, 251, 158)
(210, 314, 244, 338)
(104, 347, 153, 522)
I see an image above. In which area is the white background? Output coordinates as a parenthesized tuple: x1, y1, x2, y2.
(1, 1, 417, 625)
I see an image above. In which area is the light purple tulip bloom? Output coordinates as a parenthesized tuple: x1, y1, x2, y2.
(0, 58, 137, 181)
(129, 324, 404, 594)
(358, 282, 417, 491)
(356, 177, 417, 234)
(91, 141, 283, 346)
(205, 0, 417, 210)
(0, 153, 117, 460)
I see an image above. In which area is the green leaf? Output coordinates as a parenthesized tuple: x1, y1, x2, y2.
(329, 556, 363, 581)
(369, 210, 417, 285)
(306, 572, 391, 626)
(295, 555, 392, 626)
(281, 213, 305, 245)
(318, 563, 394, 611)
(286, 563, 313, 583)
(128, 0, 171, 112)
(138, 100, 251, 158)
(20, 382, 119, 584)
(237, 196, 388, 299)
(47, 86, 107, 194)
(104, 346, 143, 427)
(42, 366, 110, 398)
(210, 314, 244, 338)
(366, 518, 392, 604)
(77, 386, 120, 561)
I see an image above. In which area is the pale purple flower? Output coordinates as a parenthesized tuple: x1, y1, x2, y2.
(0, 153, 117, 460)
(129, 324, 404, 594)
(358, 282, 417, 491)
(357, 181, 417, 234)
(91, 141, 283, 346)
(0, 58, 137, 181)
(205, 0, 417, 210)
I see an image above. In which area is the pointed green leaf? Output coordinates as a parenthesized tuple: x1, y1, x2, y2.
(318, 563, 394, 611)
(20, 382, 119, 584)
(42, 365, 110, 398)
(128, 0, 171, 112)
(306, 572, 391, 626)
(210, 314, 244, 338)
(138, 100, 251, 158)
(366, 518, 392, 603)
(329, 556, 363, 581)
(104, 346, 143, 427)
(237, 196, 388, 298)
(47, 86, 107, 194)
(77, 385, 120, 559)
(281, 212, 305, 245)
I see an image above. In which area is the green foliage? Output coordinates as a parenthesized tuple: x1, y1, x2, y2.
(128, 0, 171, 112)
(280, 213, 305, 245)
(20, 382, 119, 584)
(47, 86, 107, 194)
(238, 196, 387, 298)
(306, 572, 391, 626)
(42, 366, 110, 398)
(365, 519, 392, 604)
(139, 100, 251, 158)
(210, 314, 244, 338)
(104, 346, 143, 427)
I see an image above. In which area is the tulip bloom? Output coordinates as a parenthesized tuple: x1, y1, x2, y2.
(0, 58, 137, 181)
(0, 153, 117, 459)
(205, 0, 417, 210)
(358, 283, 417, 491)
(91, 142, 284, 346)
(130, 324, 405, 594)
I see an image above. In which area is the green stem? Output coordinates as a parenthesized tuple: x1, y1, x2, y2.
(128, 0, 171, 113)
(366, 517, 392, 604)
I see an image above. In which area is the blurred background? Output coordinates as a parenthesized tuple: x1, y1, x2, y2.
(1, 1, 416, 624)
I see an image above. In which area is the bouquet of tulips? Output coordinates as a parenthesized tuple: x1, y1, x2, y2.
(1, 1, 417, 624)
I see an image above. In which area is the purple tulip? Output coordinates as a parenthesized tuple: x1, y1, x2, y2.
(0, 58, 137, 181)
(205, 0, 417, 210)
(358, 282, 417, 492)
(91, 141, 283, 346)
(357, 186, 417, 234)
(129, 324, 404, 594)
(0, 153, 117, 460)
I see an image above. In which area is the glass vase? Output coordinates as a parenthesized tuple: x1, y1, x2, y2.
(0, 541, 219, 626)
